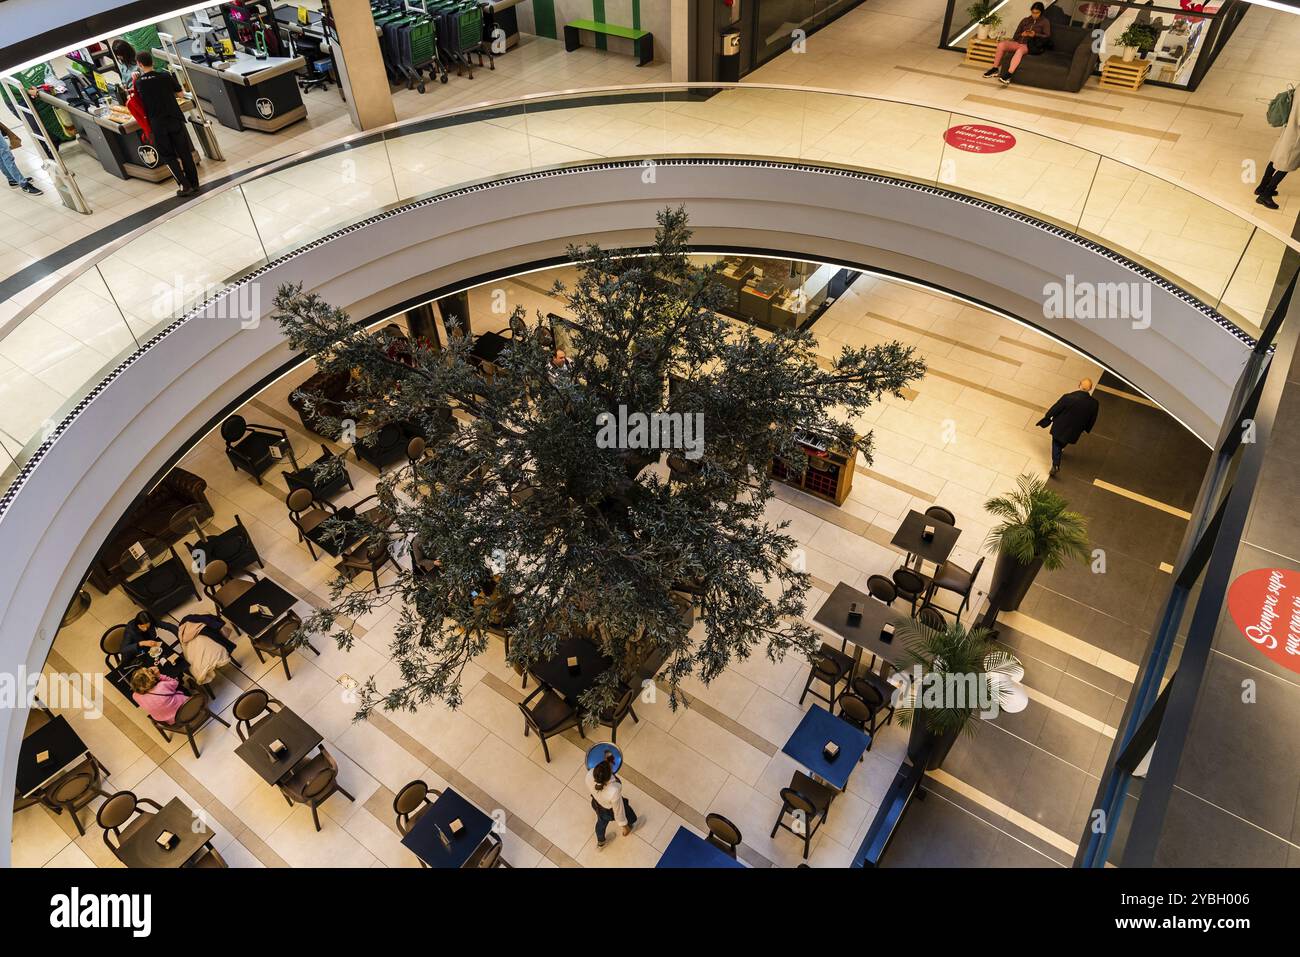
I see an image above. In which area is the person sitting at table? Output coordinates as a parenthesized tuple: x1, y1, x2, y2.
(129, 667, 192, 724)
(120, 611, 177, 663)
(550, 349, 573, 376)
(587, 751, 639, 849)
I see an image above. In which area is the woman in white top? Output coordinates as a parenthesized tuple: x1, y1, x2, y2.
(587, 752, 639, 849)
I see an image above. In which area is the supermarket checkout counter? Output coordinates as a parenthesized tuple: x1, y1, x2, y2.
(33, 89, 203, 182)
(156, 47, 306, 132)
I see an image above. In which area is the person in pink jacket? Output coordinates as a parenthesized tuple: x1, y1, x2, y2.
(130, 668, 191, 724)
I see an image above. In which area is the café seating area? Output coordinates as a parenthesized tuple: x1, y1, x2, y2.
(17, 268, 1118, 870)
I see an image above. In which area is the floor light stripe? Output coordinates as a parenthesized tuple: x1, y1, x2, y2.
(1001, 610, 1139, 683)
(1095, 383, 1159, 408)
(928, 769, 1080, 856)
(1092, 479, 1193, 519)
(1024, 686, 1118, 738)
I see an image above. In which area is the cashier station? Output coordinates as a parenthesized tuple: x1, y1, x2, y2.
(33, 70, 204, 183)
(718, 257, 850, 331)
(157, 6, 307, 132)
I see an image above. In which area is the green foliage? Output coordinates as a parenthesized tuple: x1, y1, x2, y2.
(893, 619, 1021, 738)
(983, 473, 1089, 571)
(1118, 23, 1158, 50)
(273, 207, 925, 721)
(966, 1, 999, 25)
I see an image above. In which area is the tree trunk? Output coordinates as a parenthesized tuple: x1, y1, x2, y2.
(988, 551, 1043, 613)
(907, 718, 963, 771)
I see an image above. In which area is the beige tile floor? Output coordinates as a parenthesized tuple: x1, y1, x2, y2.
(14, 264, 1116, 868)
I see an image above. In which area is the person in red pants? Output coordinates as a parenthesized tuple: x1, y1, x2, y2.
(984, 3, 1052, 86)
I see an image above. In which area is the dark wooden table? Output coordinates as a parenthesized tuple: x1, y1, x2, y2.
(17, 715, 88, 798)
(234, 707, 323, 785)
(106, 647, 190, 706)
(221, 577, 298, 639)
(813, 581, 914, 672)
(115, 797, 216, 868)
(528, 635, 613, 704)
(890, 509, 961, 570)
(782, 704, 871, 791)
(656, 826, 745, 869)
(400, 788, 495, 868)
(469, 331, 510, 367)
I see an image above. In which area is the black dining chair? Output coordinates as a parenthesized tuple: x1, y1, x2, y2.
(518, 685, 583, 763)
(595, 685, 640, 744)
(339, 539, 394, 592)
(199, 559, 257, 618)
(915, 602, 947, 630)
(279, 745, 355, 832)
(924, 505, 956, 526)
(849, 676, 895, 745)
(771, 772, 836, 860)
(406, 436, 427, 471)
(44, 755, 112, 836)
(799, 644, 854, 709)
(100, 624, 130, 671)
(705, 812, 743, 858)
(285, 488, 343, 559)
(187, 514, 263, 577)
(892, 566, 928, 615)
(149, 690, 230, 758)
(927, 556, 985, 620)
(837, 690, 884, 754)
(251, 612, 319, 681)
(394, 779, 443, 839)
(866, 574, 897, 605)
(284, 445, 354, 500)
(466, 832, 511, 869)
(221, 415, 291, 485)
(96, 790, 164, 862)
(232, 688, 283, 741)
(185, 847, 229, 868)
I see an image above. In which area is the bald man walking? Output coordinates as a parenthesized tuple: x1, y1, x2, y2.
(1037, 379, 1100, 477)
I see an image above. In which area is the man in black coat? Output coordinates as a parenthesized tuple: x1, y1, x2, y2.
(1037, 378, 1099, 477)
(133, 50, 199, 196)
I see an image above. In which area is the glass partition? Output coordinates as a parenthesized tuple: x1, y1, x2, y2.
(0, 83, 1293, 502)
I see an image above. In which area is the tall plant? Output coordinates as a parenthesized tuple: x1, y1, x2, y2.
(274, 207, 926, 721)
(894, 619, 1023, 742)
(983, 473, 1089, 569)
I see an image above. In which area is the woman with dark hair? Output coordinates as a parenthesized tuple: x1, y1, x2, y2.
(983, 2, 1051, 86)
(120, 610, 177, 663)
(586, 751, 639, 849)
(111, 39, 139, 87)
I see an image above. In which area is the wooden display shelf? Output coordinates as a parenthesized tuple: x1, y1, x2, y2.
(771, 429, 858, 507)
(963, 37, 1002, 67)
(1100, 55, 1152, 92)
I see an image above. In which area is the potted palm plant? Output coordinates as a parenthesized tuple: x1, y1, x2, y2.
(895, 619, 1025, 770)
(968, 1, 1001, 39)
(1117, 23, 1159, 62)
(979, 473, 1089, 632)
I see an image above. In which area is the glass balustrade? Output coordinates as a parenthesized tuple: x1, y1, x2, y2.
(0, 83, 1292, 501)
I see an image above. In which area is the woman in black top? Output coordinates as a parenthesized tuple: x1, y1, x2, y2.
(983, 3, 1051, 85)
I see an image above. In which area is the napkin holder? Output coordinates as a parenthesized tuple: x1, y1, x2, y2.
(880, 622, 896, 645)
(566, 656, 581, 676)
(449, 818, 464, 836)
(822, 741, 840, 762)
(35, 749, 50, 765)
(156, 830, 179, 850)
(921, 524, 936, 542)
(267, 738, 288, 760)
(846, 602, 862, 626)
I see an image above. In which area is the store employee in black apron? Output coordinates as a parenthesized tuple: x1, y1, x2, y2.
(133, 50, 200, 196)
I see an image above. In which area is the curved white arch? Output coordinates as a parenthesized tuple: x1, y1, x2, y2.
(0, 160, 1252, 860)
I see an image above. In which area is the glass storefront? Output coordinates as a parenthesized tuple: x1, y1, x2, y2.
(939, 0, 1250, 90)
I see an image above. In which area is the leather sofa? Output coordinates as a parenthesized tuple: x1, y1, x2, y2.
(1008, 7, 1099, 92)
(87, 468, 213, 592)
(288, 369, 357, 438)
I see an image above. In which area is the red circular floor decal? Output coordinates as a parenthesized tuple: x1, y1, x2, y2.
(943, 124, 1017, 154)
(1227, 568, 1300, 673)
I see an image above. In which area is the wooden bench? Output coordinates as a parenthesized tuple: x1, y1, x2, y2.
(563, 19, 653, 66)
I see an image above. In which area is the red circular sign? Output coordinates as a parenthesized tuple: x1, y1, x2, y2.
(943, 124, 1017, 154)
(1227, 568, 1300, 674)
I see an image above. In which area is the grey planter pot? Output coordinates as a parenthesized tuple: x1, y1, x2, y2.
(988, 550, 1044, 613)
(907, 717, 963, 771)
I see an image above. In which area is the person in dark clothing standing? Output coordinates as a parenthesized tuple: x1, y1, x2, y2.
(133, 51, 199, 196)
(1037, 378, 1099, 477)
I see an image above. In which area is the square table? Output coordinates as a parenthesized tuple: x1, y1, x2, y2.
(400, 788, 495, 868)
(782, 704, 871, 792)
(115, 797, 216, 868)
(656, 826, 745, 869)
(106, 648, 190, 706)
(221, 577, 298, 640)
(890, 509, 961, 570)
(234, 707, 324, 785)
(528, 636, 613, 705)
(813, 582, 913, 672)
(17, 715, 88, 798)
